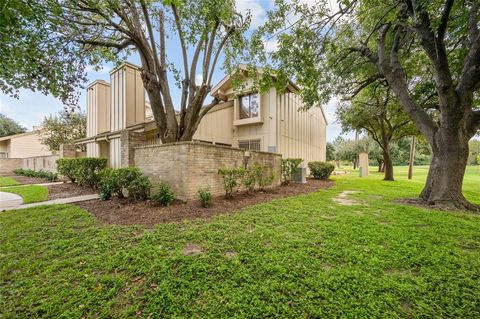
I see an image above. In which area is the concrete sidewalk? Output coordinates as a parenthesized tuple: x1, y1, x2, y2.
(0, 192, 23, 211)
(0, 181, 65, 189)
(1, 194, 99, 211)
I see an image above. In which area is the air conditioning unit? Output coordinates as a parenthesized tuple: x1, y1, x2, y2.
(292, 167, 307, 183)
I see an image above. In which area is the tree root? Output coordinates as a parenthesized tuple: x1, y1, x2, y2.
(396, 197, 479, 213)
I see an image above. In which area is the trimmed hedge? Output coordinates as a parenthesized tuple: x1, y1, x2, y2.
(99, 167, 151, 201)
(308, 161, 335, 180)
(56, 158, 79, 182)
(13, 168, 58, 182)
(55, 157, 107, 189)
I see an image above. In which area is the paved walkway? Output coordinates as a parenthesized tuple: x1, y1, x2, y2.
(0, 181, 65, 189)
(0, 192, 23, 211)
(1, 194, 98, 211)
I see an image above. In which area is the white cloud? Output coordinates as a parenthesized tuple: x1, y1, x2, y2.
(0, 99, 15, 117)
(236, 0, 268, 29)
(263, 38, 279, 53)
(85, 65, 111, 75)
(195, 73, 203, 84)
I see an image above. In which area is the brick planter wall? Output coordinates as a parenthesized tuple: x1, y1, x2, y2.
(134, 142, 281, 201)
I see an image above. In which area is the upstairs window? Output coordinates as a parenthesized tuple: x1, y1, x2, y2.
(239, 93, 259, 119)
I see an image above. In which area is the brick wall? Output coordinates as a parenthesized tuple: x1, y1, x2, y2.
(0, 158, 23, 174)
(23, 155, 60, 172)
(121, 131, 146, 167)
(134, 142, 281, 201)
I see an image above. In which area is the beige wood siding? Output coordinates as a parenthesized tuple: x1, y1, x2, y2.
(109, 137, 121, 168)
(86, 142, 100, 157)
(8, 132, 52, 158)
(276, 92, 326, 166)
(110, 63, 145, 132)
(86, 81, 110, 138)
(193, 101, 234, 145)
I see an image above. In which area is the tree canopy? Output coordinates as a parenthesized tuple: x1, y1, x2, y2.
(1, 0, 250, 142)
(0, 114, 26, 138)
(254, 0, 480, 210)
(40, 109, 86, 152)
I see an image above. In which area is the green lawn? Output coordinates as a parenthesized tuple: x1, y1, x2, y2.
(1, 185, 48, 203)
(0, 176, 20, 187)
(0, 166, 479, 318)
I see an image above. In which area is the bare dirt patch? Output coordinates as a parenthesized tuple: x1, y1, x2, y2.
(76, 179, 333, 227)
(182, 243, 203, 256)
(47, 183, 96, 200)
(333, 190, 360, 205)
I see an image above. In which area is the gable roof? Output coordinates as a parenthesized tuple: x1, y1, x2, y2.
(211, 64, 328, 125)
(210, 64, 300, 98)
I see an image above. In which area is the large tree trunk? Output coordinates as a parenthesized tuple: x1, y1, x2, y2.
(377, 160, 383, 172)
(420, 129, 476, 211)
(382, 150, 394, 181)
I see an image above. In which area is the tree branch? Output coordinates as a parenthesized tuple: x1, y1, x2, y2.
(438, 0, 455, 41)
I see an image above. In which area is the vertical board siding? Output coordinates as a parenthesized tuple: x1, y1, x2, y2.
(276, 92, 326, 168)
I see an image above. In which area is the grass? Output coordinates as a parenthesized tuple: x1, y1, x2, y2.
(0, 176, 20, 187)
(0, 166, 479, 318)
(1, 185, 49, 203)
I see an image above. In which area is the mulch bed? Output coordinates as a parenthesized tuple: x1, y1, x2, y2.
(47, 183, 96, 200)
(76, 178, 334, 227)
(10, 175, 50, 185)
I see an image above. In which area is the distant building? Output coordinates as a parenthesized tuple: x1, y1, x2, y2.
(0, 129, 52, 159)
(77, 62, 327, 168)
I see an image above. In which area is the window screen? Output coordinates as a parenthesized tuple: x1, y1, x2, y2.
(238, 139, 261, 151)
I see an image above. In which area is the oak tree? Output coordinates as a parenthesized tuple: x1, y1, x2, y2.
(257, 0, 480, 211)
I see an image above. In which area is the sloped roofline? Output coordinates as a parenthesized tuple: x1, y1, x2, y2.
(211, 64, 328, 125)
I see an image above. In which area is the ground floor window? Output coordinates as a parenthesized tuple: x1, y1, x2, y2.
(0, 152, 7, 158)
(238, 139, 261, 151)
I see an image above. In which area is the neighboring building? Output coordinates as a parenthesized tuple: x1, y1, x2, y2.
(77, 62, 327, 168)
(0, 129, 53, 159)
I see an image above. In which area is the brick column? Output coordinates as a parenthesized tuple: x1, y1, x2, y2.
(120, 130, 146, 167)
(59, 144, 77, 158)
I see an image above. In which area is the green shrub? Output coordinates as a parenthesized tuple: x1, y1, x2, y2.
(13, 168, 24, 175)
(253, 163, 275, 190)
(74, 157, 107, 189)
(477, 154, 480, 165)
(280, 158, 303, 184)
(127, 175, 151, 201)
(56, 158, 79, 182)
(37, 170, 58, 182)
(99, 167, 151, 201)
(13, 168, 57, 182)
(218, 167, 245, 198)
(197, 187, 213, 208)
(242, 168, 257, 193)
(308, 161, 335, 180)
(151, 182, 175, 206)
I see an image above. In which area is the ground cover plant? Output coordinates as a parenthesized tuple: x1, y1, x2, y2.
(0, 166, 479, 318)
(1, 185, 48, 203)
(12, 168, 58, 182)
(0, 176, 20, 187)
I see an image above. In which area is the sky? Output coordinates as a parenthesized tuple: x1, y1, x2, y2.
(0, 0, 351, 142)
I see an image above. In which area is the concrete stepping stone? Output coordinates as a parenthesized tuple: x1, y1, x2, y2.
(0, 192, 23, 211)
